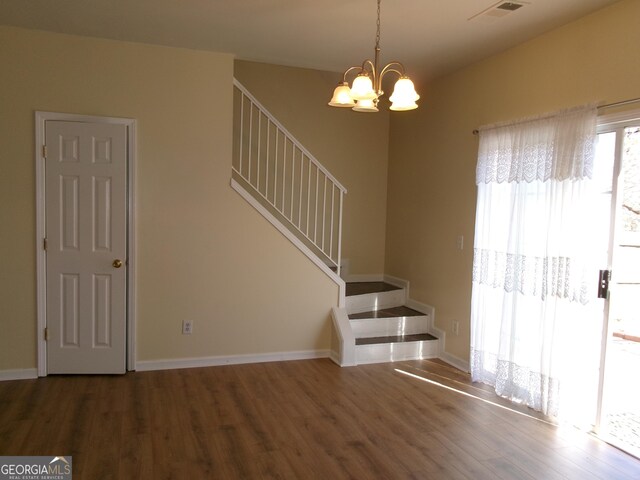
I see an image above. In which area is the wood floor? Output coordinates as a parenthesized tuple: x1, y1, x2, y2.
(1, 358, 639, 479)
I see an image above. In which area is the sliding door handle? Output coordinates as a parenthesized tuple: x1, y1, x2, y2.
(597, 270, 611, 299)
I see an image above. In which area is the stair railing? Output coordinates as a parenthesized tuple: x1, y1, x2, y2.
(232, 79, 346, 274)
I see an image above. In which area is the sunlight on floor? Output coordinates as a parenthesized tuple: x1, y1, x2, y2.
(394, 368, 556, 426)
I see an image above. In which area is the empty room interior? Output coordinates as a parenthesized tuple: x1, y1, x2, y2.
(1, 0, 640, 478)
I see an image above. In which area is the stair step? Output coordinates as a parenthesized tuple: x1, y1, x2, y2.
(356, 333, 437, 346)
(344, 281, 439, 365)
(348, 305, 424, 320)
(355, 334, 439, 364)
(345, 282, 406, 315)
(346, 282, 401, 296)
(349, 306, 429, 338)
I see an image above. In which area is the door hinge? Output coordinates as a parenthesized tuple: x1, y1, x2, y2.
(44, 327, 49, 341)
(42, 145, 47, 159)
(43, 238, 48, 251)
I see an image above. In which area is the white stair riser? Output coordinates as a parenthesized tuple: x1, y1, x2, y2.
(355, 340, 439, 365)
(346, 289, 406, 314)
(351, 315, 429, 338)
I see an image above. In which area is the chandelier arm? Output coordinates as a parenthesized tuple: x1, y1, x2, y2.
(379, 62, 407, 79)
(341, 65, 365, 83)
(361, 59, 376, 74)
(358, 59, 380, 93)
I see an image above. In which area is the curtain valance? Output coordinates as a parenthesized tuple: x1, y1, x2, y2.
(476, 106, 597, 184)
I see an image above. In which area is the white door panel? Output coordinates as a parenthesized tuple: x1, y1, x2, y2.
(46, 120, 127, 374)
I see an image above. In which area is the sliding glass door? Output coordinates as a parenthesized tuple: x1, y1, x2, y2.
(595, 112, 640, 458)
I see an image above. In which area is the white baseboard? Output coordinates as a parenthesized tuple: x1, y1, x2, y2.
(439, 351, 470, 373)
(383, 274, 409, 290)
(0, 368, 38, 381)
(342, 273, 384, 283)
(328, 350, 342, 366)
(135, 349, 330, 372)
(405, 298, 431, 316)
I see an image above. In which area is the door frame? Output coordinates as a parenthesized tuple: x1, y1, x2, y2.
(35, 111, 137, 376)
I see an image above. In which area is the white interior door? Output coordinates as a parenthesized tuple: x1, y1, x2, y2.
(45, 120, 127, 374)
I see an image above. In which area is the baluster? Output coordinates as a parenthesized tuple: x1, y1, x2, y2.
(290, 145, 295, 221)
(257, 111, 262, 191)
(298, 153, 304, 229)
(314, 165, 319, 243)
(273, 131, 278, 206)
(306, 156, 311, 236)
(330, 183, 335, 259)
(322, 176, 327, 252)
(239, 91, 244, 175)
(337, 191, 343, 275)
(248, 102, 253, 185)
(281, 138, 286, 214)
(266, 120, 270, 199)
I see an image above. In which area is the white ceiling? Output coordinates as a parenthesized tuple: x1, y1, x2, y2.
(0, 0, 621, 84)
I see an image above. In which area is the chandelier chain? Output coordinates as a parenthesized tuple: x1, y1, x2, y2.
(375, 0, 381, 49)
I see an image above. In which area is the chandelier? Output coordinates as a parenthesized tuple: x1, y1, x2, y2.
(328, 0, 419, 112)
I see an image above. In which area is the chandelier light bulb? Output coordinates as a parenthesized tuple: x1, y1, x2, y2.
(389, 77, 420, 111)
(352, 99, 379, 113)
(350, 74, 377, 101)
(328, 82, 355, 107)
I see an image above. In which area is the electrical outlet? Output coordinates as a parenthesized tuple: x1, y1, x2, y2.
(182, 320, 193, 335)
(456, 235, 464, 250)
(452, 320, 460, 336)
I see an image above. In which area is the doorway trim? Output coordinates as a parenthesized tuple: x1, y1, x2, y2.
(35, 111, 137, 376)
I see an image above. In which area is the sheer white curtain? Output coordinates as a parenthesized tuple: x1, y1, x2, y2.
(470, 106, 602, 424)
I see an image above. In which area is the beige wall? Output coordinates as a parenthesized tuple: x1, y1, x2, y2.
(385, 0, 640, 361)
(4, 0, 637, 373)
(234, 61, 389, 275)
(0, 27, 340, 372)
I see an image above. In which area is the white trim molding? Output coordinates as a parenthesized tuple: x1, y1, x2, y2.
(383, 274, 409, 291)
(35, 111, 137, 376)
(405, 294, 469, 370)
(0, 369, 38, 381)
(330, 307, 356, 367)
(439, 351, 470, 373)
(135, 350, 330, 372)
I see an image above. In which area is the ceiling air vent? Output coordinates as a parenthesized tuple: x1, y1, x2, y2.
(497, 2, 525, 12)
(469, 1, 529, 21)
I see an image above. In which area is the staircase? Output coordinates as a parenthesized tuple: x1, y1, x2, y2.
(231, 79, 346, 278)
(231, 79, 441, 366)
(341, 281, 439, 365)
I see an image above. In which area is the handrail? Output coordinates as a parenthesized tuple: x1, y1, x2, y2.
(232, 79, 346, 273)
(233, 79, 347, 194)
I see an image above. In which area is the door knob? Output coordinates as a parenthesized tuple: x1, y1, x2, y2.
(113, 259, 124, 269)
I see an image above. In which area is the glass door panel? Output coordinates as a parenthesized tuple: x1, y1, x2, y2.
(599, 124, 640, 458)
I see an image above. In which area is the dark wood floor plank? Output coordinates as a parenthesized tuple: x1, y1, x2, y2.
(481, 456, 537, 480)
(1, 358, 639, 479)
